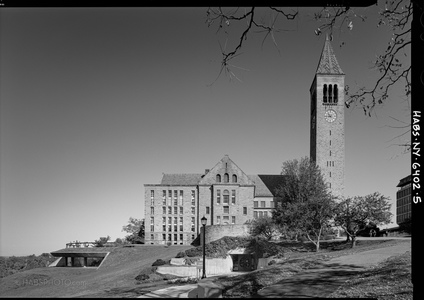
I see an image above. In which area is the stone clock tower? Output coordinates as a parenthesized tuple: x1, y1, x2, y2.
(310, 35, 345, 199)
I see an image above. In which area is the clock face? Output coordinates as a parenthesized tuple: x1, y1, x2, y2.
(324, 110, 337, 123)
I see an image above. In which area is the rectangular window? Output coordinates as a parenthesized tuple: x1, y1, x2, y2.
(261, 201, 266, 208)
(162, 190, 166, 205)
(151, 233, 154, 240)
(223, 206, 229, 214)
(174, 190, 178, 206)
(330, 150, 332, 156)
(180, 217, 183, 231)
(254, 201, 258, 208)
(174, 217, 178, 232)
(243, 207, 247, 215)
(180, 234, 183, 241)
(191, 217, 195, 232)
(223, 216, 229, 223)
(163, 206, 166, 214)
(270, 201, 274, 208)
(191, 234, 195, 241)
(223, 193, 229, 204)
(217, 216, 221, 224)
(151, 193, 155, 206)
(330, 172, 331, 177)
(232, 216, 236, 224)
(151, 207, 154, 214)
(168, 217, 172, 231)
(191, 207, 195, 215)
(179, 190, 183, 206)
(168, 206, 172, 214)
(259, 211, 263, 218)
(231, 190, 236, 205)
(264, 211, 268, 217)
(174, 234, 177, 242)
(168, 190, 172, 206)
(206, 206, 210, 214)
(162, 234, 166, 241)
(162, 217, 166, 231)
(180, 206, 183, 215)
(217, 190, 221, 204)
(191, 190, 195, 206)
(254, 211, 258, 219)
(174, 207, 178, 214)
(150, 225, 154, 232)
(151, 190, 154, 199)
(151, 216, 154, 225)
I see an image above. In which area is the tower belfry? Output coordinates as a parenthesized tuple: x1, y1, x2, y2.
(310, 36, 345, 198)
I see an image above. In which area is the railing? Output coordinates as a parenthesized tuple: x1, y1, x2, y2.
(66, 241, 96, 248)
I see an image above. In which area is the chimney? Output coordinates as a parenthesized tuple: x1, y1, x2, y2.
(205, 169, 210, 174)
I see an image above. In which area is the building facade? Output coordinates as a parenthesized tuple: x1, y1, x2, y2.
(396, 174, 411, 224)
(310, 35, 345, 199)
(144, 37, 347, 245)
(144, 155, 285, 245)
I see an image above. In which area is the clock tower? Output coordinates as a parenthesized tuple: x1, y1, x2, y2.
(310, 35, 345, 199)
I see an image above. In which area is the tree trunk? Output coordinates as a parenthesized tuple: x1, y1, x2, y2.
(351, 236, 357, 248)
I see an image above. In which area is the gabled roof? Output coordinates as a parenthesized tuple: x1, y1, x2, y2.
(316, 35, 344, 75)
(249, 174, 287, 197)
(161, 174, 203, 185)
(257, 175, 287, 197)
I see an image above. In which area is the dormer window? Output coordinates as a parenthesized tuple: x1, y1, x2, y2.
(216, 174, 221, 183)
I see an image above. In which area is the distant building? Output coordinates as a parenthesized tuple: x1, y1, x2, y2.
(144, 155, 286, 245)
(396, 174, 411, 224)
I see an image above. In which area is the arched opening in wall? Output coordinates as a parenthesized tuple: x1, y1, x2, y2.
(232, 174, 237, 183)
(328, 84, 333, 103)
(323, 84, 328, 103)
(216, 174, 221, 183)
(224, 173, 229, 183)
(334, 84, 338, 103)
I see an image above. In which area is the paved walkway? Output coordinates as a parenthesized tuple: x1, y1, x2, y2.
(138, 238, 410, 298)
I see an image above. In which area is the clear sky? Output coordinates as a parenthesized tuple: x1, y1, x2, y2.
(0, 6, 410, 256)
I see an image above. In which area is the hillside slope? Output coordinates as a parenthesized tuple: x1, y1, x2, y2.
(0, 245, 192, 298)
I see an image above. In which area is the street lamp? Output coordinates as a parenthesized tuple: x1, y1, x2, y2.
(201, 216, 207, 279)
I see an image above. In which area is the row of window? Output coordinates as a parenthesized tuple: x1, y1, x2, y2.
(397, 197, 410, 207)
(397, 204, 411, 215)
(253, 201, 274, 208)
(216, 189, 236, 205)
(397, 186, 411, 198)
(150, 233, 196, 242)
(254, 211, 269, 218)
(155, 206, 196, 215)
(216, 173, 237, 183)
(397, 212, 411, 224)
(216, 215, 236, 224)
(323, 84, 339, 104)
(150, 216, 196, 232)
(205, 206, 248, 215)
(327, 161, 335, 167)
(150, 190, 196, 206)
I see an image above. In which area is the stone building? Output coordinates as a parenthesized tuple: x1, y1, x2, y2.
(144, 155, 286, 245)
(396, 174, 411, 224)
(144, 36, 346, 245)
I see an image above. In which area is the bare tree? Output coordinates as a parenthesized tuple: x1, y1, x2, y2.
(206, 2, 412, 151)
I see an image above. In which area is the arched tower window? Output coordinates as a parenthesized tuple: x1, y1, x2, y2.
(323, 84, 328, 103)
(216, 174, 221, 183)
(334, 84, 338, 103)
(232, 174, 237, 183)
(224, 173, 229, 183)
(328, 84, 333, 103)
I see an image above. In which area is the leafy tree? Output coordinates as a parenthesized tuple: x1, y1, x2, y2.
(248, 216, 279, 240)
(273, 157, 336, 251)
(94, 236, 110, 247)
(122, 217, 145, 244)
(333, 192, 392, 247)
(206, 1, 413, 152)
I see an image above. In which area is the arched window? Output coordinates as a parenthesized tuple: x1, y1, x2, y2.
(334, 84, 338, 103)
(328, 84, 333, 103)
(323, 84, 327, 103)
(224, 173, 229, 183)
(232, 174, 237, 183)
(216, 174, 221, 183)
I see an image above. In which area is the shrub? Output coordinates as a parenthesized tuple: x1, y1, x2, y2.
(135, 274, 149, 281)
(175, 251, 186, 258)
(152, 259, 169, 266)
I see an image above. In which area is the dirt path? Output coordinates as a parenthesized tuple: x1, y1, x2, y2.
(256, 239, 411, 298)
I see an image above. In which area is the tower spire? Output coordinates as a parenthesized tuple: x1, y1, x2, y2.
(316, 37, 344, 75)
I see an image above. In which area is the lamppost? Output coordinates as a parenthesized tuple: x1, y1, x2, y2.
(201, 216, 207, 279)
